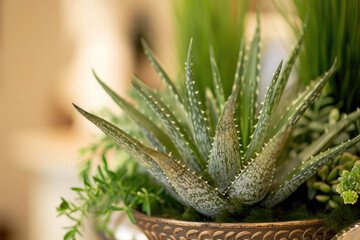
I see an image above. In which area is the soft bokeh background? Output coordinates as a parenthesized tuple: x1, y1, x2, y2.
(0, 1, 292, 239)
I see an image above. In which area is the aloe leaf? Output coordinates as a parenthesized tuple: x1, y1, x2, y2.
(141, 40, 184, 103)
(261, 134, 360, 207)
(141, 40, 191, 126)
(226, 127, 290, 204)
(130, 78, 204, 172)
(298, 108, 360, 162)
(243, 60, 283, 164)
(72, 104, 182, 202)
(205, 88, 219, 136)
(270, 30, 305, 115)
(93, 70, 177, 155)
(239, 13, 261, 147)
(207, 62, 243, 192)
(271, 59, 337, 135)
(209, 47, 225, 113)
(144, 148, 229, 217)
(185, 39, 212, 163)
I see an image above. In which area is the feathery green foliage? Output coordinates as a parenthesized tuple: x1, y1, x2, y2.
(57, 156, 169, 240)
(72, 17, 360, 221)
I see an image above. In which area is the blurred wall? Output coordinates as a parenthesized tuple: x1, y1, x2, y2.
(1, 0, 70, 239)
(0, 0, 172, 239)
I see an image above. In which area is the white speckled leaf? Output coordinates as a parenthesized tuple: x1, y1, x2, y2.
(73, 104, 182, 202)
(226, 127, 290, 204)
(239, 14, 261, 147)
(207, 62, 243, 192)
(271, 59, 337, 135)
(270, 31, 305, 116)
(131, 79, 204, 172)
(93, 71, 177, 155)
(185, 39, 212, 163)
(141, 40, 192, 128)
(210, 47, 225, 113)
(205, 88, 219, 136)
(243, 60, 283, 164)
(261, 134, 360, 207)
(144, 148, 230, 217)
(273, 108, 360, 187)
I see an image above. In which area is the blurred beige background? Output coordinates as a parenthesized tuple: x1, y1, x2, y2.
(0, 1, 290, 239)
(0, 1, 172, 239)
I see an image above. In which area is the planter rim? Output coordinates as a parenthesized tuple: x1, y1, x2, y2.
(132, 210, 325, 228)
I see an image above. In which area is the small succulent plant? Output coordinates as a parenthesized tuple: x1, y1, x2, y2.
(337, 160, 360, 204)
(308, 153, 359, 208)
(73, 19, 360, 218)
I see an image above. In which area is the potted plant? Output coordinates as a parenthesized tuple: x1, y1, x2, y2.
(58, 16, 360, 240)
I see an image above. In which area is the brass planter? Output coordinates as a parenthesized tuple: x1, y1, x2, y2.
(133, 211, 334, 240)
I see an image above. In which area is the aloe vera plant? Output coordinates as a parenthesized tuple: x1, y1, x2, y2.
(73, 20, 360, 218)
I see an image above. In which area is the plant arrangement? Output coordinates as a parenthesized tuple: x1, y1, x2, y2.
(58, 15, 360, 239)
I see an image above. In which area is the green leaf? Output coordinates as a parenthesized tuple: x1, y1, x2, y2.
(141, 39, 185, 104)
(239, 13, 261, 147)
(226, 127, 290, 204)
(59, 198, 70, 210)
(261, 134, 360, 207)
(64, 230, 75, 240)
(298, 108, 360, 162)
(271, 30, 305, 118)
(342, 191, 358, 204)
(271, 58, 337, 135)
(185, 39, 212, 163)
(144, 148, 230, 217)
(93, 70, 177, 155)
(207, 57, 243, 192)
(209, 47, 225, 113)
(205, 88, 219, 136)
(141, 40, 191, 126)
(130, 78, 203, 172)
(243, 59, 283, 164)
(126, 209, 136, 224)
(71, 187, 86, 192)
(72, 104, 180, 199)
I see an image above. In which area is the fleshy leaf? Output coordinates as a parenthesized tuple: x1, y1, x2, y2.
(72, 104, 182, 202)
(261, 134, 360, 207)
(273, 109, 360, 186)
(207, 57, 243, 192)
(93, 70, 177, 155)
(130, 78, 204, 172)
(210, 47, 225, 113)
(298, 108, 360, 162)
(243, 60, 283, 164)
(205, 88, 219, 136)
(141, 39, 191, 127)
(239, 13, 261, 147)
(271, 59, 337, 135)
(144, 148, 230, 217)
(226, 127, 290, 204)
(185, 39, 212, 163)
(270, 30, 305, 119)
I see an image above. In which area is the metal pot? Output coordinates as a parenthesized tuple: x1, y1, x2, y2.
(133, 211, 334, 240)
